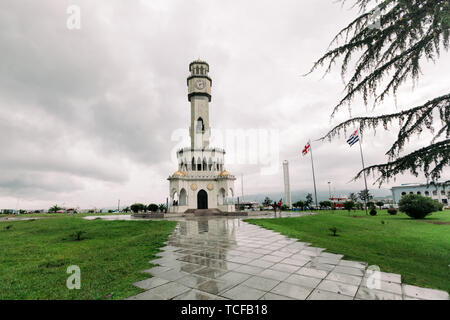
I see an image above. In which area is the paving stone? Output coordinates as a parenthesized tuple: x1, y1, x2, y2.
(259, 292, 293, 300)
(226, 255, 254, 264)
(270, 263, 300, 273)
(338, 260, 367, 269)
(284, 274, 322, 288)
(307, 289, 354, 300)
(193, 267, 227, 279)
(242, 276, 280, 292)
(201, 258, 231, 269)
(198, 279, 236, 295)
(303, 261, 335, 271)
(312, 257, 341, 265)
(317, 280, 358, 297)
(160, 245, 178, 252)
(364, 270, 401, 283)
(178, 263, 205, 274)
(151, 257, 180, 266)
(326, 272, 362, 286)
(356, 287, 402, 300)
(300, 247, 325, 255)
(126, 290, 165, 300)
(156, 251, 181, 258)
(319, 252, 344, 260)
(360, 278, 402, 295)
(221, 261, 243, 271)
(173, 289, 227, 300)
(247, 259, 275, 269)
(271, 282, 313, 300)
(157, 270, 189, 281)
(253, 248, 273, 255)
(270, 251, 293, 258)
(234, 264, 265, 275)
(133, 277, 170, 290)
(333, 265, 365, 277)
(216, 271, 252, 284)
(260, 254, 286, 263)
(242, 252, 264, 259)
(403, 296, 421, 300)
(221, 285, 266, 300)
(296, 267, 328, 279)
(402, 284, 449, 300)
(281, 257, 309, 267)
(290, 254, 312, 262)
(259, 269, 291, 281)
(175, 274, 210, 288)
(142, 266, 173, 275)
(142, 282, 191, 300)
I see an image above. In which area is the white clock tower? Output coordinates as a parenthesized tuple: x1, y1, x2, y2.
(168, 59, 236, 214)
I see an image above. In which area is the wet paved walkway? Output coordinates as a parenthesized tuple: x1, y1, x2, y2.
(126, 217, 449, 300)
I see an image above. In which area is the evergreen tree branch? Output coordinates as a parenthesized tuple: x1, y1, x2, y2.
(355, 139, 450, 185)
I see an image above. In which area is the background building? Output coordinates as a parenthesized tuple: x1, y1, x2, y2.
(391, 182, 450, 205)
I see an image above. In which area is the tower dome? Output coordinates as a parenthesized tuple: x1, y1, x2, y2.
(218, 170, 231, 177)
(172, 170, 186, 177)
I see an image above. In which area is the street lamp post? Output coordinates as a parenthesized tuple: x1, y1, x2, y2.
(328, 182, 331, 199)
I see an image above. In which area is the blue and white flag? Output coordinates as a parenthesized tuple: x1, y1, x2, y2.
(347, 130, 359, 146)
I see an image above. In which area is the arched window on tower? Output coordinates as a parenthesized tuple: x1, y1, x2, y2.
(179, 189, 187, 206)
(192, 157, 196, 171)
(196, 118, 205, 133)
(208, 158, 212, 171)
(203, 158, 207, 171)
(197, 157, 202, 171)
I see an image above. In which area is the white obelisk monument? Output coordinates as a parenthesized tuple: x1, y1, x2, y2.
(283, 160, 292, 208)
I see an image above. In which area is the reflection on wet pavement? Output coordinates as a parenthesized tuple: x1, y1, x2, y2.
(124, 217, 449, 300)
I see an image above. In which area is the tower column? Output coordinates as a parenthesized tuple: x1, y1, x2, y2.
(187, 59, 212, 149)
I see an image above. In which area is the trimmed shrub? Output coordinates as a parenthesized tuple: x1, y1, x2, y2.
(387, 207, 398, 215)
(398, 194, 440, 219)
(147, 204, 159, 212)
(369, 208, 377, 216)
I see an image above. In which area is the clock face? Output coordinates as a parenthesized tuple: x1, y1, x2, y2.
(195, 79, 205, 90)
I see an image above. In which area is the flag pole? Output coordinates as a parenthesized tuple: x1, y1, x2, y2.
(358, 131, 369, 215)
(309, 140, 319, 209)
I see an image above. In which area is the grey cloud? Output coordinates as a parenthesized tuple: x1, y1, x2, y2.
(0, 0, 448, 208)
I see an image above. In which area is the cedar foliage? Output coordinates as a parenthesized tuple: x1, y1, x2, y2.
(308, 0, 450, 185)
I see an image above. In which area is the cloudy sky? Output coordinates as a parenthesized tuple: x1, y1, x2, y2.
(1, 0, 449, 209)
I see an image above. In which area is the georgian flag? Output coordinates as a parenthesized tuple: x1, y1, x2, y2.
(302, 142, 311, 156)
(347, 130, 360, 146)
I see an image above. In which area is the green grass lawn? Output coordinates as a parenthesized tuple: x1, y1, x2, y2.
(0, 212, 132, 218)
(247, 209, 450, 293)
(0, 217, 176, 299)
